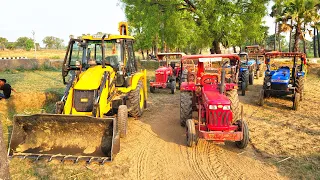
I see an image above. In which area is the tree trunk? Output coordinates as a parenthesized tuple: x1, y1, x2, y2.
(274, 22, 277, 51)
(317, 29, 320, 57)
(141, 49, 145, 60)
(303, 24, 307, 57)
(212, 40, 221, 54)
(233, 46, 237, 53)
(0, 122, 10, 180)
(289, 20, 292, 52)
(293, 25, 301, 52)
(314, 28, 317, 58)
(146, 49, 149, 57)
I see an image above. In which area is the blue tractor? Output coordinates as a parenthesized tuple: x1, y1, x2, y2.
(238, 52, 256, 96)
(258, 52, 306, 110)
(245, 45, 265, 80)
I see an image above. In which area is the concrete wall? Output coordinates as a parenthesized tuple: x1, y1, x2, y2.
(0, 59, 63, 71)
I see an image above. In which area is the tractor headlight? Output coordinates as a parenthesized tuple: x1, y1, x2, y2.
(267, 82, 271, 86)
(223, 105, 231, 110)
(288, 84, 292, 88)
(209, 105, 217, 110)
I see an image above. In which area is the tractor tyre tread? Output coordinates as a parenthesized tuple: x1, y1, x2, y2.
(235, 120, 249, 149)
(249, 73, 254, 85)
(295, 76, 305, 101)
(226, 89, 241, 122)
(186, 119, 196, 147)
(180, 92, 193, 127)
(118, 105, 128, 138)
(128, 81, 144, 117)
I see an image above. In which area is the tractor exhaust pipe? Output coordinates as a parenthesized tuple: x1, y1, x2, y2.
(101, 34, 106, 68)
(220, 66, 226, 94)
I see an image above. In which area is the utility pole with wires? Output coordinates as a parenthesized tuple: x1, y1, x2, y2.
(32, 30, 37, 59)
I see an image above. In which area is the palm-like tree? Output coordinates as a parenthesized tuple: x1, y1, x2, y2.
(274, 0, 319, 52)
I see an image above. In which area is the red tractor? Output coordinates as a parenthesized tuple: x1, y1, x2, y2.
(180, 54, 249, 148)
(150, 53, 185, 94)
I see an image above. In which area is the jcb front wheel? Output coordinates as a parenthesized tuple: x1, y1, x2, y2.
(128, 81, 145, 117)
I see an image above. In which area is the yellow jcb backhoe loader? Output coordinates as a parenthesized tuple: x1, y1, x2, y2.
(8, 22, 147, 164)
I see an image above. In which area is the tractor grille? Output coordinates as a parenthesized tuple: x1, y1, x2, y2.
(155, 74, 166, 83)
(73, 90, 95, 112)
(208, 111, 231, 127)
(271, 83, 287, 90)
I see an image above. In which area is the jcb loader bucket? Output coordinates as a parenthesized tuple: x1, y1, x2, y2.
(8, 114, 119, 164)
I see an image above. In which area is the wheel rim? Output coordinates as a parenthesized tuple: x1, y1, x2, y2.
(139, 87, 144, 109)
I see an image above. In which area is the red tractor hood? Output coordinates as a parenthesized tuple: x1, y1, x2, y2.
(156, 66, 172, 73)
(203, 90, 230, 105)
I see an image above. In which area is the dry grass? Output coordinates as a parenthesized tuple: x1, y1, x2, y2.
(240, 64, 320, 179)
(0, 49, 66, 59)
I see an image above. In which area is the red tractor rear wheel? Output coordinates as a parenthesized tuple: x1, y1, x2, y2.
(186, 119, 196, 147)
(235, 120, 249, 149)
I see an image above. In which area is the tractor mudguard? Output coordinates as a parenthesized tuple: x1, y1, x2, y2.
(180, 82, 196, 91)
(118, 69, 148, 100)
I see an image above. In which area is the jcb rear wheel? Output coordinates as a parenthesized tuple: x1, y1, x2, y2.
(128, 81, 144, 117)
(186, 119, 196, 147)
(180, 92, 193, 127)
(235, 120, 249, 149)
(226, 89, 241, 122)
(118, 105, 128, 138)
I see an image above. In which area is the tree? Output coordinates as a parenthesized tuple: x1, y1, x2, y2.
(274, 0, 319, 52)
(42, 36, 64, 49)
(0, 37, 8, 50)
(15, 37, 34, 50)
(120, 0, 268, 54)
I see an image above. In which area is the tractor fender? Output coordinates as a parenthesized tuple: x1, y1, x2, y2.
(180, 82, 196, 92)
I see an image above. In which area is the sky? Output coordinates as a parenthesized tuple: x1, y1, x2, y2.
(0, 0, 283, 47)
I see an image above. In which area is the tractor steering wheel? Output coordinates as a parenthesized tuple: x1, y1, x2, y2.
(201, 74, 219, 85)
(271, 63, 278, 70)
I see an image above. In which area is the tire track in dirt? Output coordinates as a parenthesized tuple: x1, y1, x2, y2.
(115, 91, 285, 180)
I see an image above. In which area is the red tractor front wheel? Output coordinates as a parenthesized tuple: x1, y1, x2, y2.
(186, 119, 196, 147)
(235, 120, 249, 149)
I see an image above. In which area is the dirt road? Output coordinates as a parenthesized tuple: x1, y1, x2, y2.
(107, 89, 284, 180)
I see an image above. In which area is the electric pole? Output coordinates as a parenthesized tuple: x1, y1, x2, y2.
(32, 30, 37, 59)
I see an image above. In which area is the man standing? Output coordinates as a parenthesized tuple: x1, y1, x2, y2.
(0, 79, 16, 100)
